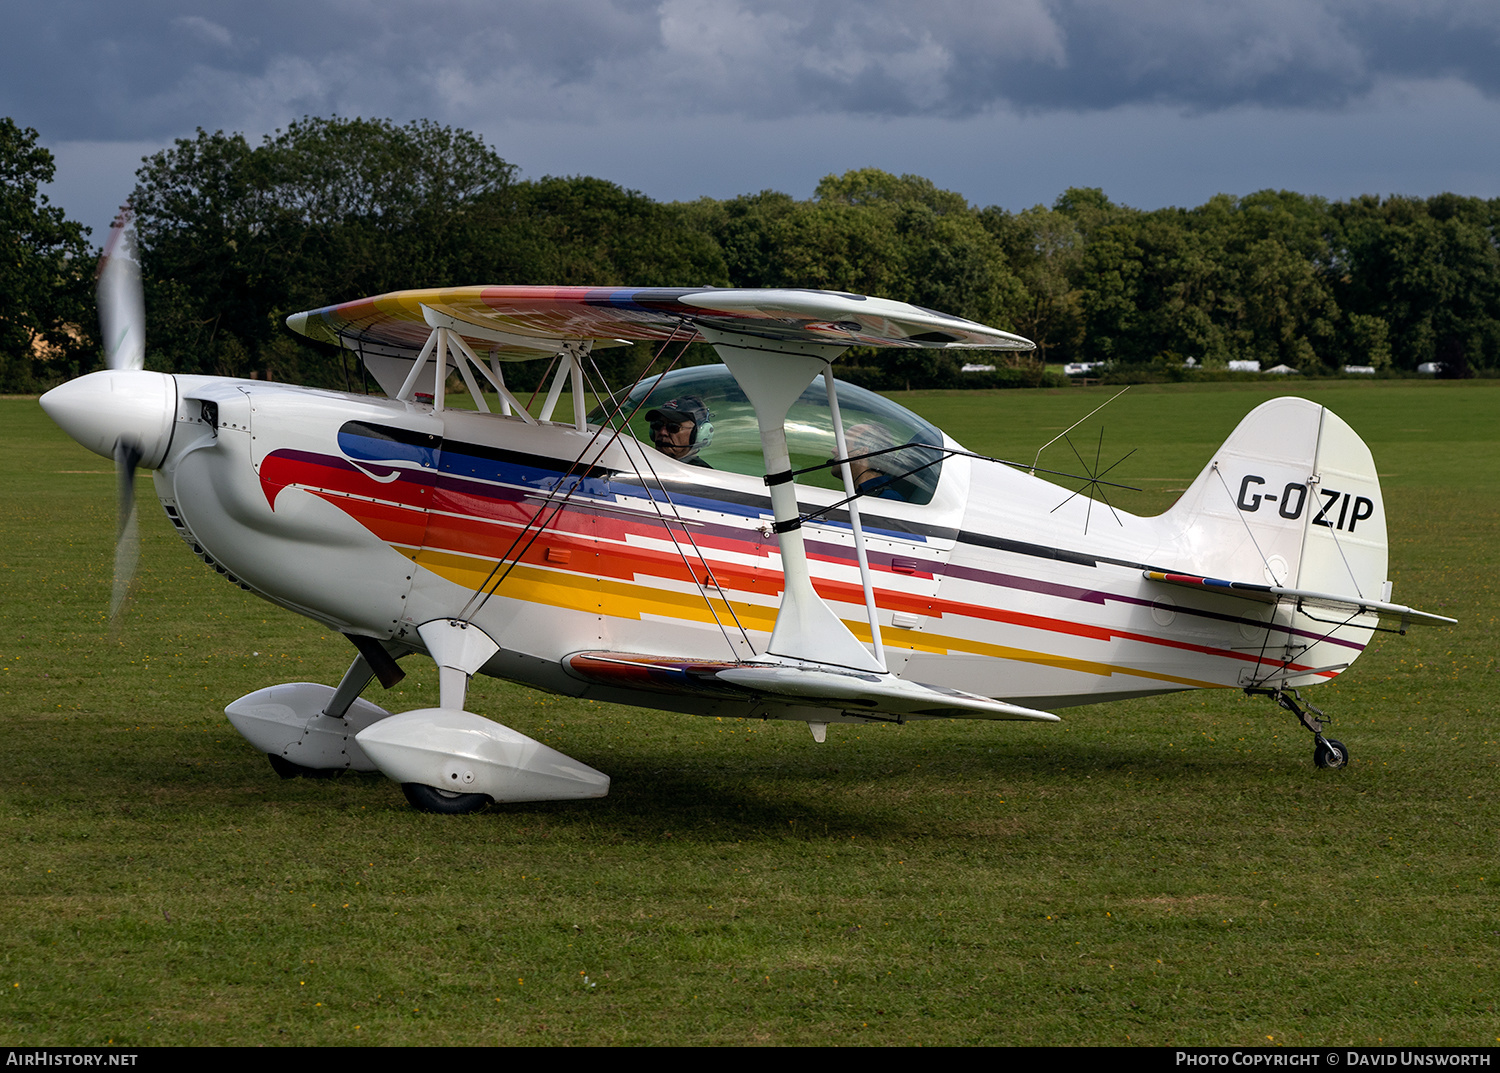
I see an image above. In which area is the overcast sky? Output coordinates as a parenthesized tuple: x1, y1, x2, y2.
(6, 0, 1499, 238)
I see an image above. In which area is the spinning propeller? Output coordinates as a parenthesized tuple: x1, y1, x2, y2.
(99, 211, 146, 621)
(41, 208, 175, 625)
(97, 208, 145, 373)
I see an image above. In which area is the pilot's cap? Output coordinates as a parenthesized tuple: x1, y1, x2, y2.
(645, 406, 696, 426)
(646, 396, 710, 427)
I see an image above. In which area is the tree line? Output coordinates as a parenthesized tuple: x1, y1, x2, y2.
(4, 115, 1498, 392)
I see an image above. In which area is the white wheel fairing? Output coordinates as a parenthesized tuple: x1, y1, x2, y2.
(225, 682, 393, 771)
(356, 709, 610, 803)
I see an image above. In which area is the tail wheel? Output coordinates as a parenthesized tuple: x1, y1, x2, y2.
(402, 782, 491, 814)
(1313, 737, 1349, 770)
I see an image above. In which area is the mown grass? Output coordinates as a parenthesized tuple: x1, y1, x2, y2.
(1, 380, 1496, 1046)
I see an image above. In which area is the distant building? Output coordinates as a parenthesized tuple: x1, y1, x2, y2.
(1264, 364, 1300, 375)
(1342, 365, 1377, 375)
(960, 363, 996, 373)
(1228, 360, 1261, 372)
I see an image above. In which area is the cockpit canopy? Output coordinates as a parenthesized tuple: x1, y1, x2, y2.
(588, 365, 947, 505)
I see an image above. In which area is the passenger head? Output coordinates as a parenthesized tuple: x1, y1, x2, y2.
(844, 422, 898, 487)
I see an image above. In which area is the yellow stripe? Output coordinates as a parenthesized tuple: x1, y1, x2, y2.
(412, 549, 780, 631)
(412, 549, 1226, 691)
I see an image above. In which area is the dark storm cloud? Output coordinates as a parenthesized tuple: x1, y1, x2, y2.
(0, 0, 664, 139)
(3, 0, 1497, 141)
(964, 0, 1500, 114)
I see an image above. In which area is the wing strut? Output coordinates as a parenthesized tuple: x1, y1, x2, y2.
(397, 315, 540, 423)
(536, 343, 592, 429)
(701, 328, 884, 674)
(824, 368, 885, 667)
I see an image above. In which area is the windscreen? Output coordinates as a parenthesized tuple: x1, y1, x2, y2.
(587, 365, 946, 505)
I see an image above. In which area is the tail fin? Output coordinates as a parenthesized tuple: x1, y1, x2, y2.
(1159, 397, 1388, 603)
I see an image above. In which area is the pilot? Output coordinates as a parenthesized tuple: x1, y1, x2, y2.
(646, 396, 714, 467)
(843, 422, 904, 499)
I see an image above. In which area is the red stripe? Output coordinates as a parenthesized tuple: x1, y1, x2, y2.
(269, 450, 1331, 677)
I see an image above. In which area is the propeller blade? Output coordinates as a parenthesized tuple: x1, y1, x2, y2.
(111, 439, 142, 623)
(98, 209, 145, 372)
(98, 205, 148, 622)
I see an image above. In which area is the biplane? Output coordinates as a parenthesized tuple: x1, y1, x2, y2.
(39, 218, 1454, 812)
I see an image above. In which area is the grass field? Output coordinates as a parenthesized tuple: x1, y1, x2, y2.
(1, 379, 1496, 1046)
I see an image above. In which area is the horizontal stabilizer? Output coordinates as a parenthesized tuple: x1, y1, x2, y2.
(1143, 570, 1456, 630)
(565, 652, 1060, 722)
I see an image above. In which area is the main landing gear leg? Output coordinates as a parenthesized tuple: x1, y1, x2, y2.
(265, 644, 397, 779)
(1245, 685, 1348, 770)
(225, 641, 403, 779)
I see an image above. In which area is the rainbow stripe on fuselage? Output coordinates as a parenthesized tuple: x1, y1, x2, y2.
(255, 419, 1354, 704)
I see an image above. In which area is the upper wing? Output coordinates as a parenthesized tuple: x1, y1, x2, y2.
(1143, 570, 1456, 631)
(285, 286, 1035, 360)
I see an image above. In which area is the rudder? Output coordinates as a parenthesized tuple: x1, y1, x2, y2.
(1158, 397, 1388, 604)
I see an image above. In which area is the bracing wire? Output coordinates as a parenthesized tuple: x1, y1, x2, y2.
(1212, 464, 1277, 578)
(584, 353, 756, 657)
(1245, 601, 1364, 688)
(457, 326, 696, 622)
(793, 440, 1140, 529)
(610, 421, 752, 659)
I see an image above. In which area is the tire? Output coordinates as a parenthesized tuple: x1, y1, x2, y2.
(267, 752, 340, 779)
(402, 782, 491, 814)
(1313, 738, 1349, 770)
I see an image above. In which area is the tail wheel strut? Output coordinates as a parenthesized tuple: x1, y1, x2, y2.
(1245, 685, 1349, 770)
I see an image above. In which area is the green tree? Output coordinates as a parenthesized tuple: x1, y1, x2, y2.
(131, 128, 267, 376)
(1068, 190, 1348, 371)
(684, 190, 796, 290)
(693, 170, 1029, 387)
(132, 117, 520, 381)
(0, 118, 94, 390)
(1329, 194, 1500, 372)
(813, 169, 1025, 327)
(510, 176, 727, 289)
(981, 202, 1087, 363)
(498, 175, 730, 386)
(1075, 221, 1144, 364)
(1205, 191, 1338, 370)
(1237, 235, 1338, 369)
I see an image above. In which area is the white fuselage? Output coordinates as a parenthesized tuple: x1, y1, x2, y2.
(144, 374, 1371, 720)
